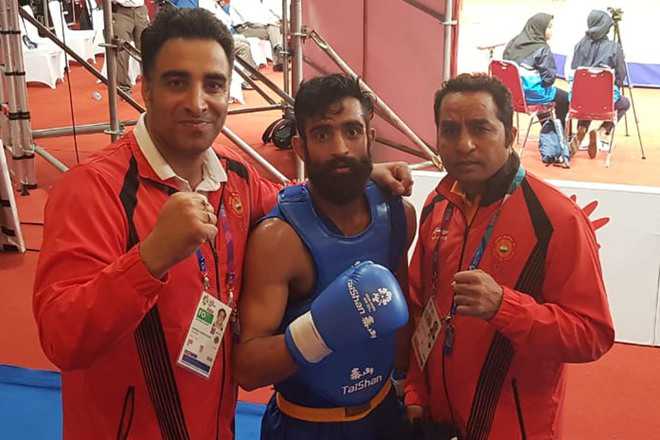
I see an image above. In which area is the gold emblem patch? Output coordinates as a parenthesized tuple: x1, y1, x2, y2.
(229, 193, 243, 216)
(493, 235, 515, 261)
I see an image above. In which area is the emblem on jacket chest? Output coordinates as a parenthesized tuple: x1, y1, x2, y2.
(493, 235, 516, 262)
(229, 192, 243, 216)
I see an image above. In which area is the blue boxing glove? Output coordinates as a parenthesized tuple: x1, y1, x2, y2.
(285, 261, 408, 366)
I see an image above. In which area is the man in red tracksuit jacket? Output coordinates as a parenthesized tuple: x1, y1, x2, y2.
(33, 9, 279, 439)
(33, 9, 410, 440)
(404, 73, 614, 439)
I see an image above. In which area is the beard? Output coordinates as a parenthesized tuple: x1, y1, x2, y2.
(306, 151, 373, 205)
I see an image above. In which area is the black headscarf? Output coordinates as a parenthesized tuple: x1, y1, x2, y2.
(571, 10, 614, 69)
(503, 13, 553, 63)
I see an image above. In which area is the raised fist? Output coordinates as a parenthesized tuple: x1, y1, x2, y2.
(140, 192, 218, 278)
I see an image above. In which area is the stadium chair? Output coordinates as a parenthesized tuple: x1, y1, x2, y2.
(567, 67, 617, 167)
(489, 59, 555, 156)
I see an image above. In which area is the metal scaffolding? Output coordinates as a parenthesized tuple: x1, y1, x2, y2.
(0, 0, 30, 252)
(0, 0, 455, 252)
(12, 1, 293, 184)
(1, 0, 36, 189)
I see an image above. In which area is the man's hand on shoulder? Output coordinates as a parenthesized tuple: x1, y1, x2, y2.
(371, 161, 413, 197)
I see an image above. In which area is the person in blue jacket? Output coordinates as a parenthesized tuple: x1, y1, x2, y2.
(503, 13, 569, 129)
(569, 9, 630, 159)
(168, 0, 199, 8)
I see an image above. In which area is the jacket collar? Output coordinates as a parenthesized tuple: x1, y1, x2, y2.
(437, 151, 521, 207)
(128, 113, 227, 192)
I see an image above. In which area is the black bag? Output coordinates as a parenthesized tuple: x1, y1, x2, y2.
(22, 34, 37, 49)
(262, 109, 296, 150)
(19, 13, 37, 49)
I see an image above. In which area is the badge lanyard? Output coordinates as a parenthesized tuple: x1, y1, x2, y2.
(218, 204, 236, 313)
(194, 196, 237, 318)
(430, 166, 526, 355)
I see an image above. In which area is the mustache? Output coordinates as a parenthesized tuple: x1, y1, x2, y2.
(320, 156, 364, 170)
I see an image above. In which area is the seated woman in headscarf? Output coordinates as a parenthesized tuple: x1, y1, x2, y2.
(569, 9, 630, 159)
(503, 13, 569, 128)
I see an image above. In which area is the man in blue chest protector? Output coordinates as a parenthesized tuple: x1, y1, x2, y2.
(234, 73, 417, 439)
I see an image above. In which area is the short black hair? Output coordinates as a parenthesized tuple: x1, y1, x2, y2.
(433, 73, 514, 142)
(141, 8, 234, 80)
(294, 74, 374, 137)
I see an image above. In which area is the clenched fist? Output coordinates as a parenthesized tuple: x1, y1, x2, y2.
(452, 269, 503, 321)
(140, 192, 218, 279)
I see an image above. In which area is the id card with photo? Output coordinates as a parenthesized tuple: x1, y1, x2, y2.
(177, 291, 232, 379)
(412, 298, 442, 371)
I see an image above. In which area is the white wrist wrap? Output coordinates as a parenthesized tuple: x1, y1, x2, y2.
(288, 311, 332, 363)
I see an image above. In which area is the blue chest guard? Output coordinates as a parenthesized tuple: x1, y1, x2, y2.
(265, 181, 406, 408)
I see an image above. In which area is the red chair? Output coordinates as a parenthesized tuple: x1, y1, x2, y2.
(567, 67, 617, 167)
(489, 59, 555, 156)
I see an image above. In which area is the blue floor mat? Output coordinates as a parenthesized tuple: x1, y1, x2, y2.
(0, 364, 265, 439)
(0, 365, 62, 439)
(236, 401, 266, 439)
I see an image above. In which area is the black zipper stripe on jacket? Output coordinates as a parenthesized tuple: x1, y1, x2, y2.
(134, 310, 179, 439)
(132, 320, 168, 437)
(517, 244, 548, 303)
(218, 154, 249, 180)
(466, 334, 514, 440)
(123, 158, 188, 440)
(125, 181, 189, 440)
(144, 307, 190, 439)
(419, 193, 446, 228)
(119, 156, 191, 440)
(119, 156, 140, 248)
(465, 179, 553, 439)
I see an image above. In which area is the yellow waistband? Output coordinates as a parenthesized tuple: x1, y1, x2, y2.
(275, 380, 392, 423)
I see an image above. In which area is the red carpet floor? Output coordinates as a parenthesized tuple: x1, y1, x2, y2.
(2, 60, 660, 438)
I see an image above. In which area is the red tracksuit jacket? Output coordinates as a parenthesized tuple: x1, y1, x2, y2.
(34, 133, 279, 439)
(404, 154, 614, 440)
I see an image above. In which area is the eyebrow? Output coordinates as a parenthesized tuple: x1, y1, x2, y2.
(439, 118, 492, 125)
(160, 70, 228, 82)
(308, 118, 366, 132)
(342, 119, 366, 127)
(308, 123, 332, 134)
(469, 118, 492, 126)
(204, 73, 228, 83)
(161, 70, 189, 79)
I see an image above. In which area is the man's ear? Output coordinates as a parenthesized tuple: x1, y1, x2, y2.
(141, 76, 152, 108)
(368, 127, 376, 143)
(506, 126, 518, 149)
(291, 135, 305, 161)
(367, 127, 376, 155)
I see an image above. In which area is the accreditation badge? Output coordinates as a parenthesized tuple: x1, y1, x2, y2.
(412, 297, 442, 371)
(177, 291, 232, 379)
